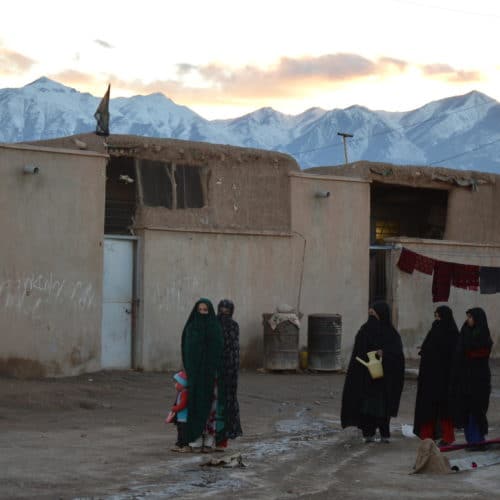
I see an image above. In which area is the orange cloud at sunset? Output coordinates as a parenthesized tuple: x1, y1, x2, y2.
(49, 53, 413, 105)
(44, 52, 486, 118)
(421, 63, 481, 83)
(0, 47, 36, 76)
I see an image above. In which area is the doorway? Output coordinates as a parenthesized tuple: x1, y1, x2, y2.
(368, 182, 448, 303)
(101, 236, 136, 369)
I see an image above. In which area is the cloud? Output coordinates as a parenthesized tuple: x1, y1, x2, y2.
(176, 63, 197, 76)
(379, 57, 408, 70)
(49, 69, 97, 86)
(173, 53, 409, 101)
(194, 53, 394, 89)
(421, 63, 481, 82)
(49, 53, 401, 107)
(94, 39, 114, 49)
(47, 53, 483, 111)
(0, 47, 35, 75)
(274, 53, 377, 80)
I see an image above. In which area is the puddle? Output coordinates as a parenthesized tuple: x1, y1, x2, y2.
(92, 411, 342, 500)
(275, 408, 336, 435)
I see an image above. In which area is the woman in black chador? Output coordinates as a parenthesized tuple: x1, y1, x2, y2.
(341, 301, 405, 443)
(450, 307, 493, 445)
(216, 299, 243, 449)
(413, 306, 459, 444)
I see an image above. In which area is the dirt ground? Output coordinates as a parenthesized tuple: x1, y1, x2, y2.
(1, 362, 499, 500)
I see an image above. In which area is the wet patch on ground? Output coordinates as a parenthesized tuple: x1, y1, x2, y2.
(90, 410, 344, 499)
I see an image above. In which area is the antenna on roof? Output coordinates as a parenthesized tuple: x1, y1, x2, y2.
(337, 132, 353, 165)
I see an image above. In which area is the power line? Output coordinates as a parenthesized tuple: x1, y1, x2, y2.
(429, 137, 500, 166)
(286, 98, 494, 158)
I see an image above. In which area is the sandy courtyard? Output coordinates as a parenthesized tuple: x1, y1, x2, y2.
(1, 363, 499, 499)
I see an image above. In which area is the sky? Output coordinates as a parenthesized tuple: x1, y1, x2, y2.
(1, 0, 499, 119)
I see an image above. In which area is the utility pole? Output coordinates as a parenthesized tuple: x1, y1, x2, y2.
(337, 132, 353, 165)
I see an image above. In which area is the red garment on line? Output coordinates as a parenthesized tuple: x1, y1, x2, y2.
(432, 261, 454, 302)
(418, 419, 455, 444)
(452, 264, 480, 291)
(397, 248, 416, 274)
(414, 254, 435, 275)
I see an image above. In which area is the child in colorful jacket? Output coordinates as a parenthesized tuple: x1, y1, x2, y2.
(168, 370, 190, 452)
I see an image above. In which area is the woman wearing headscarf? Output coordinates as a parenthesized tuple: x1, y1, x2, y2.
(450, 307, 493, 446)
(413, 306, 459, 444)
(181, 298, 226, 451)
(341, 301, 405, 443)
(216, 299, 243, 450)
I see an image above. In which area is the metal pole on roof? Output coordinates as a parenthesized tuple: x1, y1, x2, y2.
(337, 132, 354, 164)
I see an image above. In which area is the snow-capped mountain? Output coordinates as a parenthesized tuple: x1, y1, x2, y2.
(1, 77, 500, 173)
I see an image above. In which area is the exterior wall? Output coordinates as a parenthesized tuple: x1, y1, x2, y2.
(136, 229, 303, 370)
(31, 133, 298, 232)
(290, 173, 371, 363)
(387, 238, 500, 359)
(134, 173, 370, 371)
(308, 162, 500, 244)
(445, 184, 500, 243)
(136, 159, 294, 232)
(0, 144, 107, 377)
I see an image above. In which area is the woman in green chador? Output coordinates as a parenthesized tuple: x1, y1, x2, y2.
(181, 298, 226, 452)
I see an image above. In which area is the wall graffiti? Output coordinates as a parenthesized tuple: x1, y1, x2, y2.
(0, 272, 95, 316)
(153, 276, 200, 311)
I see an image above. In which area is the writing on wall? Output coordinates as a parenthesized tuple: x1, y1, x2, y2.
(0, 272, 95, 317)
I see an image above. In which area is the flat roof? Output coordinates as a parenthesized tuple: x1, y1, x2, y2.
(0, 142, 108, 159)
(289, 171, 370, 184)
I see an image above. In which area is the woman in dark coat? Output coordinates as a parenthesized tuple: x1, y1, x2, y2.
(216, 299, 243, 449)
(450, 307, 493, 445)
(413, 306, 459, 444)
(341, 301, 405, 443)
(181, 298, 226, 451)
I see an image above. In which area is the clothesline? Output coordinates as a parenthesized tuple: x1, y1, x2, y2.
(400, 252, 500, 260)
(385, 244, 500, 260)
(397, 247, 500, 302)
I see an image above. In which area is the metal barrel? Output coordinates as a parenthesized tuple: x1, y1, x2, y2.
(262, 313, 299, 370)
(307, 314, 342, 371)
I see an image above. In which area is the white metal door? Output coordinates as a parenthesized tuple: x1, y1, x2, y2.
(101, 238, 134, 368)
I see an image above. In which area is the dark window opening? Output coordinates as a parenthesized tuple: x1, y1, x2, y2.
(175, 165, 205, 208)
(371, 183, 448, 244)
(140, 160, 173, 208)
(105, 157, 137, 234)
(139, 160, 206, 209)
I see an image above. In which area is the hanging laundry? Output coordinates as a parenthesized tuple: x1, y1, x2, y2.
(432, 261, 454, 302)
(452, 264, 480, 291)
(397, 248, 417, 274)
(479, 267, 500, 294)
(414, 254, 435, 275)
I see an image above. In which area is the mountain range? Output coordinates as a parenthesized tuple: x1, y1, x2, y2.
(1, 77, 500, 173)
